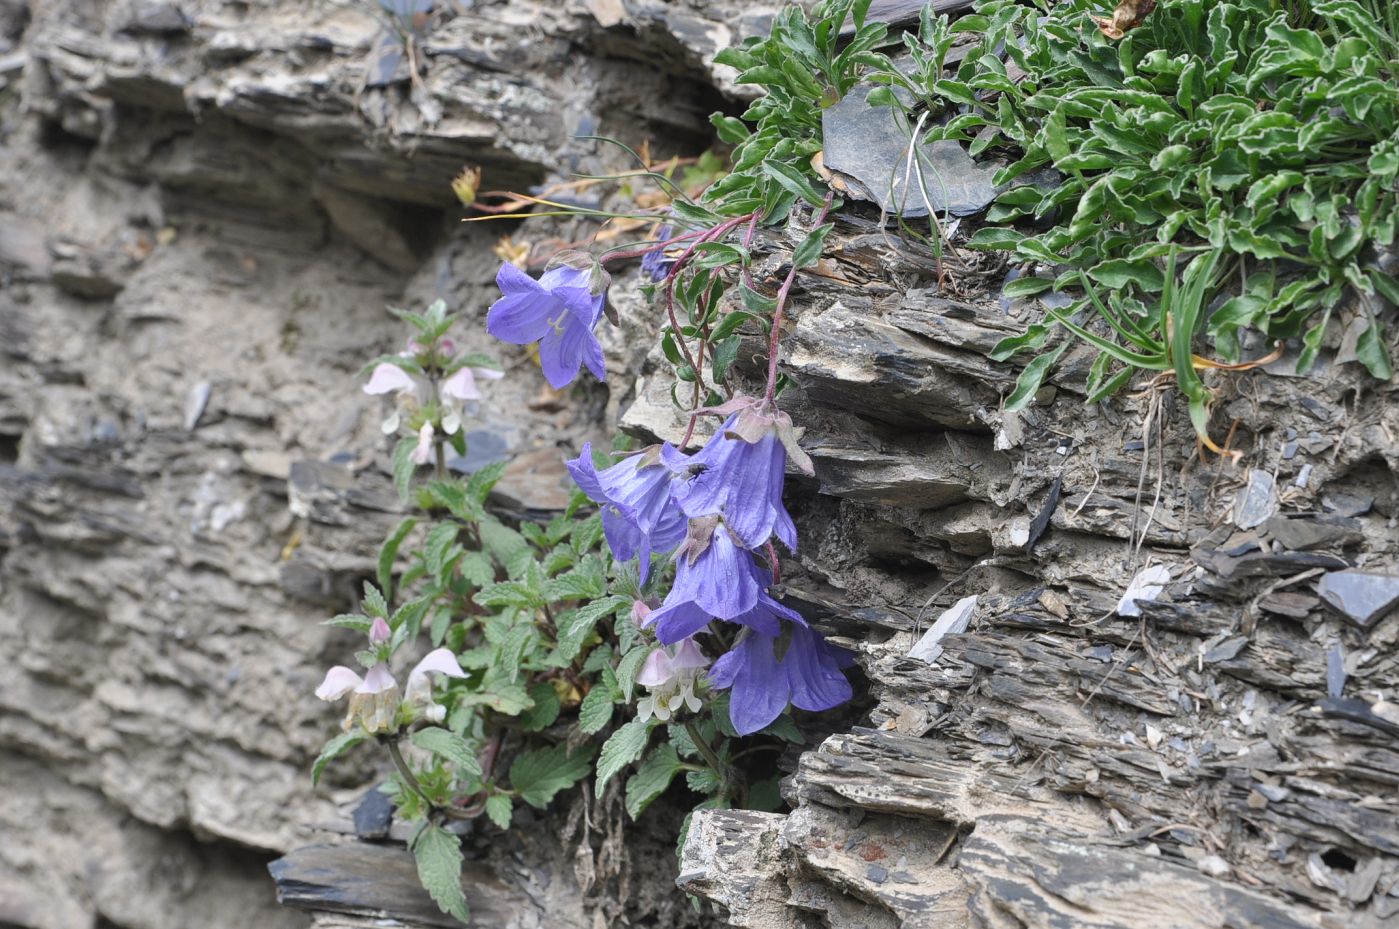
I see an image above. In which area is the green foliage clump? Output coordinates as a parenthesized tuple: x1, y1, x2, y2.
(882, 0, 1397, 402)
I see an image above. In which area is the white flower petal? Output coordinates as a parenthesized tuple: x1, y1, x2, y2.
(363, 363, 416, 396)
(411, 422, 434, 465)
(441, 367, 481, 402)
(636, 648, 674, 688)
(671, 637, 710, 670)
(356, 663, 397, 694)
(442, 408, 461, 436)
(316, 666, 363, 701)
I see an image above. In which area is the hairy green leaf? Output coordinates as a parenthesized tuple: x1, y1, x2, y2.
(411, 728, 482, 778)
(625, 745, 686, 820)
(510, 743, 595, 808)
(595, 718, 652, 799)
(411, 825, 470, 924)
(311, 731, 368, 785)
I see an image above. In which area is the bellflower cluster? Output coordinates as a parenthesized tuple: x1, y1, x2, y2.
(565, 395, 852, 735)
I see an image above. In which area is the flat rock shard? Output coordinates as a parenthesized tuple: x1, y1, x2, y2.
(1317, 570, 1399, 628)
(909, 595, 978, 664)
(821, 84, 1000, 218)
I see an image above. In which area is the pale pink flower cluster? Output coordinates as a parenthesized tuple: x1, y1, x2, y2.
(316, 620, 467, 733)
(635, 637, 709, 723)
(363, 342, 503, 465)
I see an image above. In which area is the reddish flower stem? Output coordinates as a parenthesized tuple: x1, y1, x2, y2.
(764, 194, 833, 403)
(600, 226, 708, 265)
(660, 211, 757, 416)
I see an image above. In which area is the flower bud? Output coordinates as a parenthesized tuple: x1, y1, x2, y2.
(369, 616, 391, 646)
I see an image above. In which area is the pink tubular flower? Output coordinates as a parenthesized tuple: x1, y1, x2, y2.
(403, 648, 467, 723)
(439, 364, 503, 435)
(636, 637, 709, 723)
(315, 647, 465, 731)
(316, 661, 400, 733)
(363, 363, 416, 396)
(369, 617, 391, 646)
(363, 361, 421, 435)
(441, 365, 504, 403)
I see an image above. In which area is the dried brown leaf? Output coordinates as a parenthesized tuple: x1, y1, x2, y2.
(1092, 0, 1155, 39)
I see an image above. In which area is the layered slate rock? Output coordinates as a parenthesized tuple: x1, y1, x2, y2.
(661, 205, 1399, 928)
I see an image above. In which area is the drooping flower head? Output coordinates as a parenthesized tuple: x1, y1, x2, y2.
(640, 224, 675, 282)
(487, 252, 609, 388)
(636, 637, 709, 723)
(645, 583, 800, 645)
(566, 443, 685, 582)
(664, 396, 813, 552)
(653, 516, 765, 621)
(707, 623, 854, 735)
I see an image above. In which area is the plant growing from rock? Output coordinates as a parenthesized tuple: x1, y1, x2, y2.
(873, 0, 1398, 434)
(311, 273, 854, 922)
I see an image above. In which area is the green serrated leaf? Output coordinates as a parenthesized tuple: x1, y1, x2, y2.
(378, 517, 417, 604)
(625, 745, 685, 820)
(595, 718, 652, 799)
(509, 743, 596, 808)
(411, 825, 470, 924)
(578, 681, 616, 734)
(485, 793, 513, 830)
(362, 581, 389, 619)
(323, 613, 372, 632)
(392, 436, 418, 502)
(519, 682, 562, 732)
(423, 522, 460, 577)
(411, 727, 483, 778)
(616, 644, 649, 701)
(311, 731, 368, 785)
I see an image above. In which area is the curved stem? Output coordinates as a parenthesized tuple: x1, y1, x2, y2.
(388, 738, 432, 808)
(684, 719, 727, 786)
(765, 194, 833, 403)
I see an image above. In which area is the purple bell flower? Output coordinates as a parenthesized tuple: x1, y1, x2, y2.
(645, 582, 798, 644)
(566, 443, 685, 582)
(664, 397, 813, 552)
(655, 517, 764, 621)
(487, 261, 606, 389)
(640, 225, 675, 282)
(707, 623, 855, 735)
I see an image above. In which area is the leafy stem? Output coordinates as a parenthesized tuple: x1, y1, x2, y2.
(388, 737, 433, 808)
(684, 718, 728, 790)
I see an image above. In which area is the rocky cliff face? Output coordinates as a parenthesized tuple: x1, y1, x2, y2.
(3, 2, 1398, 929)
(0, 1, 755, 926)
